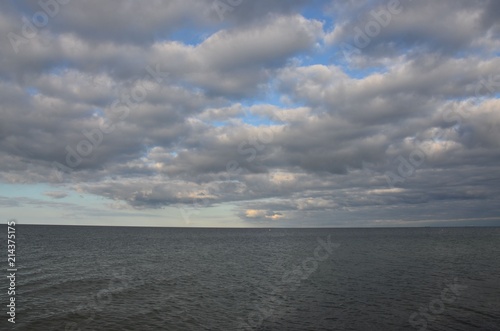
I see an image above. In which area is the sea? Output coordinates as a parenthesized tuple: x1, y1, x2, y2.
(2, 226, 499, 330)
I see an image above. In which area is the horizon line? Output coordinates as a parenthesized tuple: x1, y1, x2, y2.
(7, 223, 500, 229)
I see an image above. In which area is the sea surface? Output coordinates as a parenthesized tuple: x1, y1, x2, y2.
(1, 226, 500, 330)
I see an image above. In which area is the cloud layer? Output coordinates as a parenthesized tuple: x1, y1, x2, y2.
(1, 0, 499, 226)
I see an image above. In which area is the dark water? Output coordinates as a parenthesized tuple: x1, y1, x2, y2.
(2, 226, 500, 330)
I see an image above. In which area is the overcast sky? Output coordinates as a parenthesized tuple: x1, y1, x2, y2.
(1, 0, 500, 227)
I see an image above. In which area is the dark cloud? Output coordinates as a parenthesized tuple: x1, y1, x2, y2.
(43, 191, 68, 199)
(326, 0, 500, 60)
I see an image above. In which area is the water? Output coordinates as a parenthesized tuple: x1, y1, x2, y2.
(2, 226, 499, 330)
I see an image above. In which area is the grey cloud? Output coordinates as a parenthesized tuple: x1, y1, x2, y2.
(0, 0, 499, 226)
(327, 0, 500, 61)
(2, 0, 210, 46)
(43, 191, 68, 199)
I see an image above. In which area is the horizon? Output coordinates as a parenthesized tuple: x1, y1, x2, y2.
(11, 222, 500, 229)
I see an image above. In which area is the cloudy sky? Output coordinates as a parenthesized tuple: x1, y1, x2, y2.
(1, 0, 500, 227)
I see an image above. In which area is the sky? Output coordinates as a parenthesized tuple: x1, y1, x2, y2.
(1, 0, 500, 228)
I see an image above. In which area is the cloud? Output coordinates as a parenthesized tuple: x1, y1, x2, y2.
(244, 209, 284, 221)
(325, 0, 500, 61)
(43, 191, 69, 199)
(0, 0, 499, 226)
